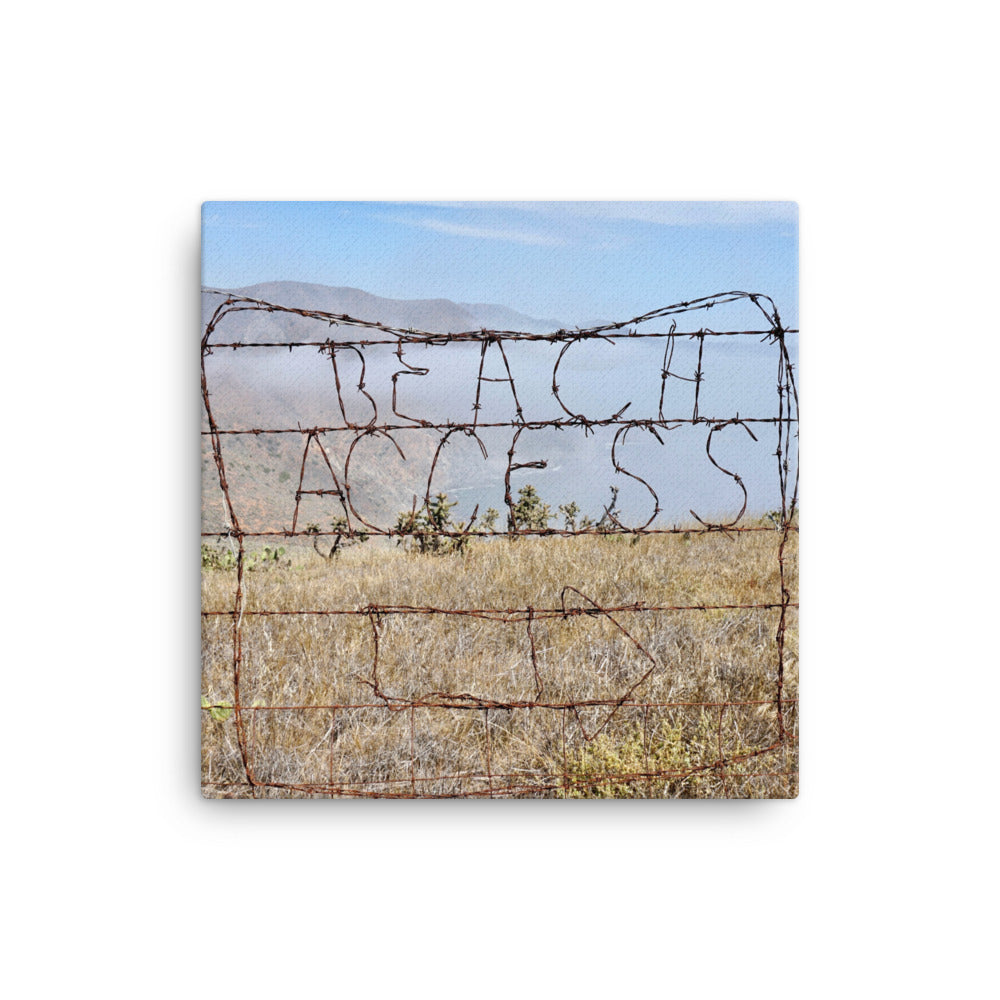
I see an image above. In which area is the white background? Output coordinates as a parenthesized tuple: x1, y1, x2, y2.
(4, 3, 995, 997)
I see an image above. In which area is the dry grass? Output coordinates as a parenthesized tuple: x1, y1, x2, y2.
(201, 528, 798, 798)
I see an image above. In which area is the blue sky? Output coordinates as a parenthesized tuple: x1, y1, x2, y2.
(202, 201, 798, 328)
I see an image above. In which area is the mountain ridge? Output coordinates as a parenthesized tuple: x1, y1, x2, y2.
(204, 280, 566, 335)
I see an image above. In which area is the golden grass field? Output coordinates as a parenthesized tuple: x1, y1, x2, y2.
(201, 527, 798, 798)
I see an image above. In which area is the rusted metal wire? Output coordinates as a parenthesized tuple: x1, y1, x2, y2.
(201, 290, 799, 798)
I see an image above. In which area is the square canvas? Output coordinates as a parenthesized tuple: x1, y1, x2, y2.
(201, 201, 799, 798)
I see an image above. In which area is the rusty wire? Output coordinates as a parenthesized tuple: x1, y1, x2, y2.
(201, 290, 799, 798)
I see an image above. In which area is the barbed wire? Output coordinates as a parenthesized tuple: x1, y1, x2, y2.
(201, 290, 799, 797)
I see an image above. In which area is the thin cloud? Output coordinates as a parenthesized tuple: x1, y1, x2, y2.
(500, 201, 798, 227)
(402, 216, 568, 246)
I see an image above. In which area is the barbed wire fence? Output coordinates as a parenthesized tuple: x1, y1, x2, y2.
(201, 290, 799, 797)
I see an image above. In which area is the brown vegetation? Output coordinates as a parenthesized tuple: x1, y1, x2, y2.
(201, 526, 798, 798)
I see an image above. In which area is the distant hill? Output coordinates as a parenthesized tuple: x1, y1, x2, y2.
(203, 281, 566, 338)
(200, 283, 570, 537)
(457, 302, 564, 335)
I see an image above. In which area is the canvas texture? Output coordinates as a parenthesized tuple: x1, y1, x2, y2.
(201, 202, 799, 798)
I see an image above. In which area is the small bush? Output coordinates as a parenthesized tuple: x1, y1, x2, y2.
(558, 501, 580, 531)
(200, 542, 288, 571)
(201, 695, 233, 722)
(395, 493, 474, 555)
(510, 484, 551, 533)
(306, 518, 368, 560)
(596, 486, 622, 534)
(479, 508, 500, 534)
(564, 716, 717, 798)
(201, 543, 237, 571)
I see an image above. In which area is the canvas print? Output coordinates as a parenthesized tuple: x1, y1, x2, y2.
(201, 201, 799, 798)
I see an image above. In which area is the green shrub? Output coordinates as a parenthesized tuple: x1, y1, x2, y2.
(201, 695, 233, 722)
(510, 484, 551, 533)
(201, 543, 237, 571)
(564, 716, 717, 798)
(395, 493, 474, 555)
(200, 542, 288, 571)
(306, 518, 368, 560)
(595, 486, 622, 534)
(558, 501, 580, 531)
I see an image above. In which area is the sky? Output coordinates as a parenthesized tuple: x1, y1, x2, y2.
(202, 201, 798, 329)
